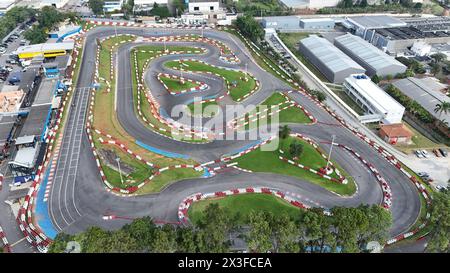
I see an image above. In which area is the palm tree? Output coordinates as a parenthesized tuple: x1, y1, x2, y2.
(434, 102, 450, 119)
(279, 125, 291, 139)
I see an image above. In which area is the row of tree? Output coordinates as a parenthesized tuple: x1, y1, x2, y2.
(386, 84, 436, 124)
(0, 6, 36, 41)
(49, 203, 392, 253)
(23, 6, 78, 44)
(319, 0, 423, 14)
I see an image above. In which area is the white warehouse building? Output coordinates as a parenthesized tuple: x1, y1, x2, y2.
(334, 33, 407, 77)
(343, 74, 405, 124)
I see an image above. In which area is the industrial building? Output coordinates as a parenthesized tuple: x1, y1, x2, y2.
(261, 16, 301, 31)
(392, 77, 450, 122)
(334, 33, 407, 77)
(299, 35, 366, 83)
(343, 15, 407, 40)
(299, 18, 335, 30)
(14, 41, 74, 59)
(279, 0, 340, 9)
(343, 74, 405, 124)
(345, 16, 450, 55)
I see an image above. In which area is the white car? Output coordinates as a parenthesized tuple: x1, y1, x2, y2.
(415, 150, 423, 158)
(421, 150, 430, 158)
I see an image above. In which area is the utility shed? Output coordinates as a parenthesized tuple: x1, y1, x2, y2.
(334, 33, 407, 77)
(299, 35, 366, 83)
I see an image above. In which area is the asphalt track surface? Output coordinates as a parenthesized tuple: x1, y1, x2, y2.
(47, 26, 421, 246)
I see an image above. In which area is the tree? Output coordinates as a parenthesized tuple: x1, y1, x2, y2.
(360, 0, 368, 7)
(173, 0, 186, 16)
(298, 208, 336, 253)
(246, 211, 273, 252)
(289, 141, 303, 159)
(371, 74, 380, 84)
(434, 102, 450, 120)
(271, 213, 299, 253)
(431, 53, 446, 64)
(38, 6, 64, 29)
(427, 188, 450, 252)
(279, 125, 291, 139)
(431, 63, 441, 76)
(195, 203, 232, 252)
(89, 0, 105, 15)
(151, 225, 177, 253)
(122, 216, 156, 251)
(150, 3, 171, 18)
(234, 15, 264, 43)
(177, 227, 197, 252)
(24, 25, 47, 44)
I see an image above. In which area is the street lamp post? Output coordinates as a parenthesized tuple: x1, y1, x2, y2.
(116, 157, 124, 185)
(326, 135, 336, 171)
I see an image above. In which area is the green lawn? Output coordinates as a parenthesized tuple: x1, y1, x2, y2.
(93, 134, 154, 189)
(187, 101, 219, 117)
(131, 46, 208, 143)
(159, 76, 199, 92)
(188, 193, 301, 225)
(233, 136, 356, 196)
(396, 122, 447, 153)
(165, 60, 257, 101)
(237, 93, 311, 130)
(135, 168, 203, 194)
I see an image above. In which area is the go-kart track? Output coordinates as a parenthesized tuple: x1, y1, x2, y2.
(12, 23, 430, 253)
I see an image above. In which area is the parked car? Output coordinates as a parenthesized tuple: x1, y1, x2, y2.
(421, 150, 430, 158)
(415, 150, 424, 158)
(0, 48, 6, 54)
(432, 149, 441, 157)
(438, 148, 448, 157)
(418, 172, 429, 178)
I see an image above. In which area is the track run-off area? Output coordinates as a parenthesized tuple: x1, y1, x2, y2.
(14, 21, 432, 252)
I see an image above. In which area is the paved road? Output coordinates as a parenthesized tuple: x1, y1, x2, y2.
(43, 26, 422, 251)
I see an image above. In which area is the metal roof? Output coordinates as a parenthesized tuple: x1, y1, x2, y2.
(18, 104, 51, 138)
(346, 15, 407, 29)
(393, 77, 450, 121)
(33, 78, 57, 106)
(334, 34, 406, 72)
(300, 35, 364, 73)
(14, 41, 74, 55)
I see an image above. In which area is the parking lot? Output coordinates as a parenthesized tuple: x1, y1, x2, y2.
(0, 22, 32, 91)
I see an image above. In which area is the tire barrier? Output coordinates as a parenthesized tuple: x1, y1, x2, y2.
(0, 173, 3, 190)
(157, 72, 208, 95)
(0, 225, 11, 253)
(178, 187, 310, 223)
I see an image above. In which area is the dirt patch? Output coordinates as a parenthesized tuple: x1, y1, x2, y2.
(98, 149, 135, 175)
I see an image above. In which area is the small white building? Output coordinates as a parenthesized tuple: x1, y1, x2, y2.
(103, 0, 124, 12)
(343, 74, 405, 124)
(188, 0, 220, 13)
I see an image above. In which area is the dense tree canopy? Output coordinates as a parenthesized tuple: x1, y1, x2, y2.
(48, 202, 392, 253)
(427, 188, 450, 252)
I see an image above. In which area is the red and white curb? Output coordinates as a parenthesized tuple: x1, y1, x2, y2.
(0, 225, 11, 253)
(172, 59, 260, 102)
(178, 187, 310, 223)
(157, 72, 208, 95)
